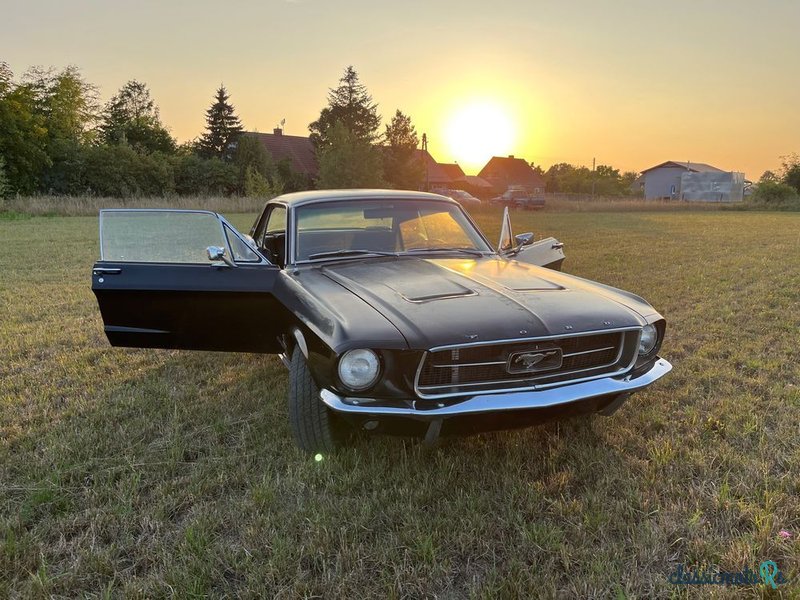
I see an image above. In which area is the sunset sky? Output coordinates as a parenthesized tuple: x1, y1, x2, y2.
(2, 0, 798, 178)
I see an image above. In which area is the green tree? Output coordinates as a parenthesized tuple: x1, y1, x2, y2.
(382, 109, 423, 189)
(529, 162, 546, 177)
(0, 156, 9, 197)
(752, 181, 799, 205)
(22, 65, 100, 193)
(0, 65, 49, 194)
(79, 144, 174, 197)
(309, 66, 381, 150)
(780, 154, 800, 193)
(172, 154, 238, 196)
(621, 171, 638, 193)
(233, 135, 283, 196)
(244, 166, 272, 197)
(317, 121, 384, 188)
(759, 170, 779, 184)
(101, 80, 176, 154)
(197, 85, 242, 160)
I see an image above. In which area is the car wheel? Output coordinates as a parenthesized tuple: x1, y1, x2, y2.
(288, 347, 343, 453)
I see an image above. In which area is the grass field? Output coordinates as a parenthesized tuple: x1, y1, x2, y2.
(1, 207, 799, 597)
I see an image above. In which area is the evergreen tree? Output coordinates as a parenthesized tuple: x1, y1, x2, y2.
(309, 66, 381, 150)
(197, 85, 242, 160)
(101, 80, 176, 154)
(382, 109, 423, 190)
(317, 121, 384, 188)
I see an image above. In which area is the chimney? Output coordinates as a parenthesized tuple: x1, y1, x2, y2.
(508, 154, 515, 159)
(273, 127, 283, 136)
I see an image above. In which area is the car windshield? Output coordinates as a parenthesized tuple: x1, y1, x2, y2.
(294, 199, 491, 262)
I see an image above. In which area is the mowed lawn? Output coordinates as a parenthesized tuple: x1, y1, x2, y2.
(1, 208, 799, 598)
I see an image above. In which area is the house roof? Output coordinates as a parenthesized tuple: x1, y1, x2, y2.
(465, 175, 493, 188)
(245, 130, 317, 177)
(477, 155, 546, 189)
(414, 149, 453, 184)
(437, 163, 467, 183)
(640, 161, 725, 174)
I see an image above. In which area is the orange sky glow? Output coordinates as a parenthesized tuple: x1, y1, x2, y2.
(2, 0, 798, 179)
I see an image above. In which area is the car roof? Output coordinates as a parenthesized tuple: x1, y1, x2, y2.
(270, 189, 459, 208)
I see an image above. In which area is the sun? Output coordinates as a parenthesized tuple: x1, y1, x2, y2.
(443, 101, 515, 171)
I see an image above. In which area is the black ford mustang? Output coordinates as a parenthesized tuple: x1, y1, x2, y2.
(92, 190, 671, 452)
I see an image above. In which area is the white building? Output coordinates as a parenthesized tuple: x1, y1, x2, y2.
(640, 161, 744, 202)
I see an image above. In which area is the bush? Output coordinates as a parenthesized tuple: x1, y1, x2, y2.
(243, 165, 272, 198)
(79, 145, 174, 197)
(172, 154, 238, 196)
(747, 181, 800, 210)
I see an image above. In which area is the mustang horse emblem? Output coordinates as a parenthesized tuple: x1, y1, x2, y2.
(507, 348, 563, 374)
(515, 351, 558, 368)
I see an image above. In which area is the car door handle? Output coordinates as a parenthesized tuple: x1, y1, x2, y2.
(93, 267, 122, 275)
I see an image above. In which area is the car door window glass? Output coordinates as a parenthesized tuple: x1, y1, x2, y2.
(224, 225, 260, 262)
(100, 210, 227, 263)
(266, 206, 287, 234)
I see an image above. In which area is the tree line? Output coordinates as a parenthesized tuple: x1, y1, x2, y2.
(0, 62, 312, 198)
(1, 61, 666, 200)
(0, 63, 425, 198)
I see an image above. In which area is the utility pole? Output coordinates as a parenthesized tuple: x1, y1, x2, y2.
(422, 133, 429, 191)
(591, 156, 596, 200)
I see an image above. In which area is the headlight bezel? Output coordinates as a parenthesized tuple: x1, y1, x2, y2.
(337, 348, 382, 392)
(638, 323, 658, 356)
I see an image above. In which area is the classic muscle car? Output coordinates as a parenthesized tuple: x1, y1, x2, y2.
(92, 190, 671, 452)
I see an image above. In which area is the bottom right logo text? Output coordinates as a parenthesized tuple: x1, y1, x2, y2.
(668, 561, 788, 589)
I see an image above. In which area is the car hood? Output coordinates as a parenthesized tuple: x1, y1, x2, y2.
(319, 256, 653, 349)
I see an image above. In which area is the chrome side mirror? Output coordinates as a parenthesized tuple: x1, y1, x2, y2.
(206, 245, 237, 268)
(515, 232, 535, 247)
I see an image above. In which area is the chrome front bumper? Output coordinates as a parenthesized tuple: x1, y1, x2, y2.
(320, 357, 672, 420)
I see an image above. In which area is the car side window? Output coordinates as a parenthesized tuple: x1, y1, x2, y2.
(261, 205, 288, 267)
(266, 207, 287, 235)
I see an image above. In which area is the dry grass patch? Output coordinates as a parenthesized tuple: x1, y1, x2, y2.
(1, 209, 798, 597)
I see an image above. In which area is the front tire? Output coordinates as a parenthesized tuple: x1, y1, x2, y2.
(288, 347, 342, 453)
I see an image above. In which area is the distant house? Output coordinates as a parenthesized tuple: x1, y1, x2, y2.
(414, 149, 456, 190)
(244, 128, 318, 179)
(640, 160, 744, 202)
(477, 155, 546, 194)
(437, 163, 467, 186)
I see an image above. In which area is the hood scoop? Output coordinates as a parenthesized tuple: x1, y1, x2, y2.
(322, 259, 475, 303)
(441, 259, 564, 292)
(393, 280, 475, 303)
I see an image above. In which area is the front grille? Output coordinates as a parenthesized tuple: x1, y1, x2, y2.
(415, 329, 639, 398)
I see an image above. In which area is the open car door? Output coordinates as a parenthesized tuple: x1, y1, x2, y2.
(92, 209, 284, 353)
(497, 206, 565, 271)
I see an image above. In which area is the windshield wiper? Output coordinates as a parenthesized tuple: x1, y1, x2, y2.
(307, 249, 398, 260)
(404, 247, 485, 257)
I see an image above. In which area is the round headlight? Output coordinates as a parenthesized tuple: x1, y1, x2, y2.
(639, 324, 658, 355)
(338, 349, 380, 391)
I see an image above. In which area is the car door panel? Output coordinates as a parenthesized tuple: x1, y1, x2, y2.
(93, 262, 284, 352)
(91, 209, 285, 353)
